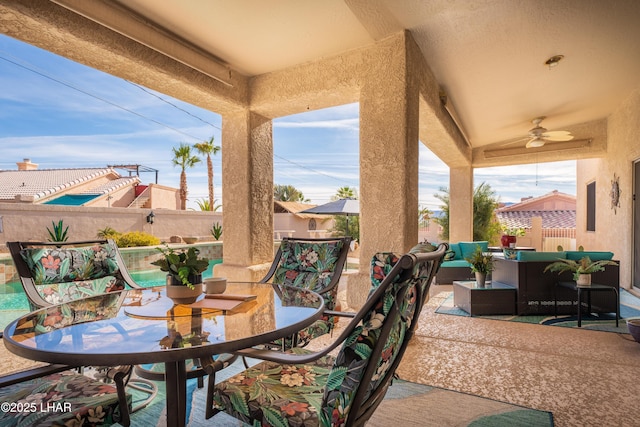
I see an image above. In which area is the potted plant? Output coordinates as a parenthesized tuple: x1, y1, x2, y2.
(544, 256, 618, 286)
(465, 246, 494, 287)
(151, 245, 209, 303)
(500, 227, 525, 248)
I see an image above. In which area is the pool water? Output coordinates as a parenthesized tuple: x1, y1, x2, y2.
(0, 260, 222, 332)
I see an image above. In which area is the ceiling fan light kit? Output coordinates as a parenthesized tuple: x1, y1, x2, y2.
(524, 116, 574, 148)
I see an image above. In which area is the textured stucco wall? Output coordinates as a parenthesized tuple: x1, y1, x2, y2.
(0, 202, 222, 245)
(215, 110, 274, 282)
(576, 87, 640, 288)
(449, 166, 474, 243)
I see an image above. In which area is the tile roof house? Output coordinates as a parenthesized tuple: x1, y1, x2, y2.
(496, 190, 576, 230)
(0, 159, 176, 209)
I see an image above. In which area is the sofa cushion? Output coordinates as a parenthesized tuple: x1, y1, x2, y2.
(566, 251, 614, 261)
(441, 260, 472, 268)
(516, 251, 567, 261)
(459, 241, 488, 260)
(448, 243, 462, 260)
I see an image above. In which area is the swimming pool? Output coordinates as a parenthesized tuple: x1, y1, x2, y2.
(0, 260, 222, 332)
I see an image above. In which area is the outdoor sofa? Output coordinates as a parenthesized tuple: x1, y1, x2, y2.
(492, 250, 619, 315)
(434, 241, 488, 285)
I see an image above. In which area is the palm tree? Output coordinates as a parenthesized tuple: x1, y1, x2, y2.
(194, 136, 221, 210)
(332, 186, 358, 200)
(418, 206, 433, 227)
(274, 184, 309, 202)
(172, 143, 201, 210)
(195, 198, 221, 212)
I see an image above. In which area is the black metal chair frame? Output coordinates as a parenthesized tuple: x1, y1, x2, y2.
(209, 244, 447, 425)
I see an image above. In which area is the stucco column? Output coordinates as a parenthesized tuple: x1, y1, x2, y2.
(449, 166, 474, 243)
(214, 110, 274, 281)
(347, 34, 420, 309)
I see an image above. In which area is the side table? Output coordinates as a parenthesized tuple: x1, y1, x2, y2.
(453, 281, 516, 315)
(554, 281, 619, 327)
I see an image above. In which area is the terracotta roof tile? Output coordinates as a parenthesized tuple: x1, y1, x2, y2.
(0, 168, 122, 201)
(497, 210, 576, 229)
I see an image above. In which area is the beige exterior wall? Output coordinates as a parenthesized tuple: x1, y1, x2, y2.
(85, 186, 137, 208)
(273, 214, 333, 238)
(576, 87, 640, 289)
(0, 203, 222, 247)
(148, 184, 180, 210)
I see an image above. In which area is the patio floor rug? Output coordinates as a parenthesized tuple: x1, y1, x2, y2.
(125, 359, 554, 426)
(435, 288, 640, 334)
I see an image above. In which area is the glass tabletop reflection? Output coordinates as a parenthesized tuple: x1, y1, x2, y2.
(3, 282, 324, 366)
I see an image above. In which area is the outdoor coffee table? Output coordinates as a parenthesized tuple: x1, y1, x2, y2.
(554, 281, 619, 327)
(3, 282, 324, 427)
(453, 280, 516, 315)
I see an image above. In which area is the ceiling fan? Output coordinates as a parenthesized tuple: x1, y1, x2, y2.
(524, 116, 574, 148)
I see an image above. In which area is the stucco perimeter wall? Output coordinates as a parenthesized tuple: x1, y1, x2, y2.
(0, 203, 222, 247)
(576, 87, 640, 288)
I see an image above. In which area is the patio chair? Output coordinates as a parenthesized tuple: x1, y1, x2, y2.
(7, 239, 157, 426)
(207, 243, 447, 425)
(258, 236, 352, 349)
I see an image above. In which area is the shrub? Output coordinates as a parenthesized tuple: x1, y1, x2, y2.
(115, 231, 161, 247)
(97, 226, 121, 240)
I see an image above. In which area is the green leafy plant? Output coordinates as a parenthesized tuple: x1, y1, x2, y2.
(151, 245, 209, 289)
(465, 246, 495, 274)
(502, 226, 525, 236)
(544, 256, 618, 281)
(211, 222, 223, 240)
(115, 231, 160, 247)
(97, 226, 121, 240)
(47, 220, 69, 242)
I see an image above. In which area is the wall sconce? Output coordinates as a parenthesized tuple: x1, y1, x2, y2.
(146, 211, 155, 224)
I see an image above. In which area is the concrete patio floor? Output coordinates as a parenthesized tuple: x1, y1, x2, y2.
(395, 284, 640, 427)
(1, 280, 639, 426)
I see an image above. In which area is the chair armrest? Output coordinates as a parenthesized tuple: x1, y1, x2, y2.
(0, 364, 72, 387)
(233, 347, 329, 365)
(324, 309, 355, 318)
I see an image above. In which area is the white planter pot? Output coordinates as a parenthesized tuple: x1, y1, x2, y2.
(576, 274, 592, 287)
(475, 272, 487, 288)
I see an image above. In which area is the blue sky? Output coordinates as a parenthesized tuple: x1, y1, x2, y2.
(0, 34, 576, 210)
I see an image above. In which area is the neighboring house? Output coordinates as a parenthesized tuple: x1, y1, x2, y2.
(274, 201, 334, 238)
(496, 190, 577, 250)
(0, 159, 179, 209)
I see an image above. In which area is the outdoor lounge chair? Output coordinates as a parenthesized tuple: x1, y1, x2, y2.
(206, 243, 447, 425)
(6, 239, 157, 426)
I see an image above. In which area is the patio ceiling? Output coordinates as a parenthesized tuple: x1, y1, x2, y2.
(21, 0, 640, 168)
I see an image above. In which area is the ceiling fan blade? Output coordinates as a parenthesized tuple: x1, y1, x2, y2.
(542, 131, 574, 142)
(525, 137, 545, 148)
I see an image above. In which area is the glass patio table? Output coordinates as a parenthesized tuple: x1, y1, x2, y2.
(2, 282, 325, 427)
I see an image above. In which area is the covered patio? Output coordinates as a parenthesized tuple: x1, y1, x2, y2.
(2, 1, 640, 425)
(2, 1, 639, 305)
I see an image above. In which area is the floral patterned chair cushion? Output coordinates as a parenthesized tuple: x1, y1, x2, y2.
(20, 245, 126, 307)
(0, 370, 131, 426)
(268, 239, 347, 348)
(210, 249, 444, 426)
(273, 241, 344, 292)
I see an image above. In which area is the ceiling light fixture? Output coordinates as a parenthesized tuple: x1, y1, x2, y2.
(545, 55, 565, 69)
